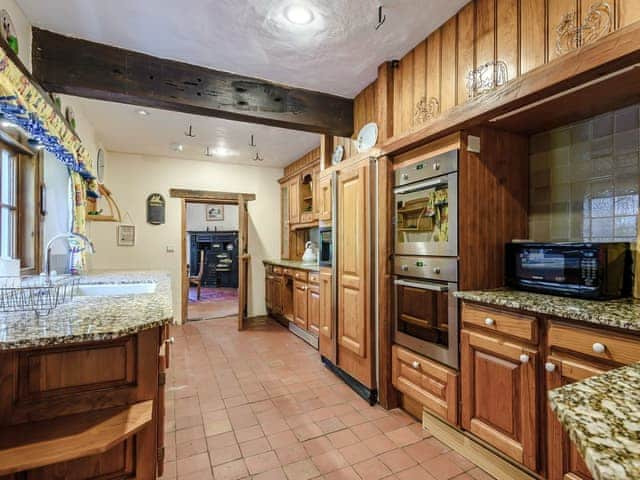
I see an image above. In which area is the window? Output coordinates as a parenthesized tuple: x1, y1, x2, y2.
(0, 142, 40, 272)
(0, 148, 17, 258)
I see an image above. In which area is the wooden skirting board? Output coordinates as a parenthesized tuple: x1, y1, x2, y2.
(422, 410, 538, 480)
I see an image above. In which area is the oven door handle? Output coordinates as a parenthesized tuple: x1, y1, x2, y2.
(393, 177, 448, 194)
(394, 279, 449, 292)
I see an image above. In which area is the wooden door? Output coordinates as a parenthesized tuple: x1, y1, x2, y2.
(293, 280, 308, 330)
(238, 198, 250, 330)
(288, 177, 300, 225)
(461, 329, 539, 472)
(319, 175, 332, 222)
(337, 162, 373, 388)
(319, 268, 333, 360)
(307, 283, 320, 336)
(546, 356, 609, 480)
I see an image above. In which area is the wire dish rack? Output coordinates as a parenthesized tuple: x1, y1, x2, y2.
(0, 275, 80, 317)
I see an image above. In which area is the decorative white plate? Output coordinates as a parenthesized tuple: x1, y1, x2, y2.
(356, 122, 378, 153)
(332, 145, 344, 165)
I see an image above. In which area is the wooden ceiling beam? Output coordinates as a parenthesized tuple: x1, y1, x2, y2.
(32, 28, 354, 137)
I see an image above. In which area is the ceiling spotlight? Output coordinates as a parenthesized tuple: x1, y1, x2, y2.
(172, 143, 184, 152)
(285, 4, 314, 25)
(136, 109, 150, 116)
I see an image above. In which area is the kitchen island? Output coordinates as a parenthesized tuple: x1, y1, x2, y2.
(0, 271, 173, 479)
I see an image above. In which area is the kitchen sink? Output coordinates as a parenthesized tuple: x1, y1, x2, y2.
(76, 282, 158, 297)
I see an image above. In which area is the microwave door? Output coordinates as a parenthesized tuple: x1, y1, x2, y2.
(394, 173, 458, 257)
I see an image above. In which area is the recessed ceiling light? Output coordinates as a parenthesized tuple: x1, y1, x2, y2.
(136, 109, 150, 116)
(285, 4, 314, 25)
(206, 146, 234, 157)
(172, 143, 184, 152)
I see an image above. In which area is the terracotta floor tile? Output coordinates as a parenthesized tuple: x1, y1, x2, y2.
(283, 459, 321, 480)
(204, 418, 232, 437)
(268, 429, 298, 449)
(339, 411, 368, 427)
(175, 425, 205, 445)
(275, 443, 309, 465)
(212, 458, 248, 480)
(253, 467, 288, 480)
(317, 416, 347, 434)
(339, 442, 375, 464)
(378, 448, 418, 473)
(235, 424, 264, 443)
(386, 425, 423, 447)
(175, 414, 203, 431)
(294, 422, 324, 441)
(350, 421, 382, 440)
(396, 464, 438, 480)
(176, 452, 211, 477)
(353, 457, 392, 480)
(239, 437, 272, 457)
(206, 431, 237, 450)
(421, 453, 465, 479)
(311, 449, 349, 474)
(467, 467, 495, 480)
(303, 436, 334, 456)
(209, 443, 242, 466)
(363, 434, 397, 455)
(176, 437, 207, 459)
(327, 429, 359, 449)
(246, 450, 281, 475)
(404, 437, 449, 463)
(324, 466, 361, 480)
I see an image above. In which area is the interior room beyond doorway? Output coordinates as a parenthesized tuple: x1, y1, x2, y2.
(186, 202, 239, 321)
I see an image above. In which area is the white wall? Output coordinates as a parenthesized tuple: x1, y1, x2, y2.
(186, 203, 238, 231)
(0, 0, 32, 70)
(87, 152, 282, 323)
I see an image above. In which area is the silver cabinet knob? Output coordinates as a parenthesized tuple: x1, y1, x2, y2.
(411, 361, 420, 369)
(166, 337, 175, 344)
(519, 354, 530, 364)
(402, 173, 409, 181)
(401, 265, 409, 272)
(433, 163, 441, 171)
(592, 342, 606, 354)
(484, 317, 495, 326)
(545, 362, 556, 372)
(432, 267, 441, 274)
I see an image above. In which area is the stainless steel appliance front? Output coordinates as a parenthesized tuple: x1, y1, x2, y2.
(394, 150, 458, 257)
(393, 257, 459, 370)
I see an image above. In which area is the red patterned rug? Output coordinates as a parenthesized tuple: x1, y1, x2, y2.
(188, 287, 238, 303)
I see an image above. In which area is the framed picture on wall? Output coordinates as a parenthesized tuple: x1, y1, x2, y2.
(206, 205, 224, 221)
(117, 224, 136, 246)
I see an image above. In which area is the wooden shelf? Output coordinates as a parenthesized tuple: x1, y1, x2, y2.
(0, 400, 153, 475)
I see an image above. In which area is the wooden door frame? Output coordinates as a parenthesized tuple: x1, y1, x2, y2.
(169, 189, 256, 330)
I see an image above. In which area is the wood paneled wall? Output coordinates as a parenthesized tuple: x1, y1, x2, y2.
(283, 146, 321, 179)
(388, 0, 640, 138)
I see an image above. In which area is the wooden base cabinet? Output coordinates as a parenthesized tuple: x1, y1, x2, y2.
(319, 268, 333, 360)
(392, 345, 458, 425)
(308, 283, 320, 336)
(293, 280, 308, 330)
(461, 329, 539, 472)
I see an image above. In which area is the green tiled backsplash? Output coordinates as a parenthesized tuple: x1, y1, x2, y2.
(529, 104, 639, 243)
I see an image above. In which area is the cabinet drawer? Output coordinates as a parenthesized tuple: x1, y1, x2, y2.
(308, 272, 319, 284)
(265, 264, 273, 274)
(283, 268, 293, 276)
(300, 212, 314, 223)
(293, 270, 308, 282)
(392, 345, 458, 426)
(548, 322, 640, 365)
(462, 303, 538, 343)
(272, 266, 283, 274)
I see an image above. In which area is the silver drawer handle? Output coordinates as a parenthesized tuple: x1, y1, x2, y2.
(519, 354, 530, 364)
(545, 362, 556, 373)
(484, 317, 495, 326)
(394, 279, 448, 292)
(592, 342, 606, 354)
(411, 361, 420, 369)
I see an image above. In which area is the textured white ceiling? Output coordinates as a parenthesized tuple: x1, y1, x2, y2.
(17, 0, 468, 97)
(73, 96, 321, 168)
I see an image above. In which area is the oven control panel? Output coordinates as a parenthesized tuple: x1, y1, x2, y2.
(394, 255, 458, 282)
(395, 149, 458, 187)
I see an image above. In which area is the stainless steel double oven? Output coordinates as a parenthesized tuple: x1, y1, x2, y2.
(393, 149, 460, 369)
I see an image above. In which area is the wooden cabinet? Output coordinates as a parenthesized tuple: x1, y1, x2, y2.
(293, 280, 308, 330)
(288, 177, 300, 225)
(281, 183, 290, 259)
(392, 345, 458, 425)
(318, 175, 332, 222)
(461, 329, 539, 472)
(308, 283, 320, 336)
(337, 161, 373, 389)
(319, 268, 333, 359)
(265, 273, 282, 315)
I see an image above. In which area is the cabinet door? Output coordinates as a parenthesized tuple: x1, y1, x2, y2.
(337, 163, 372, 388)
(308, 284, 320, 336)
(293, 280, 308, 330)
(319, 176, 332, 222)
(546, 356, 608, 480)
(461, 329, 539, 471)
(281, 184, 290, 259)
(288, 177, 300, 225)
(319, 269, 333, 359)
(265, 275, 274, 312)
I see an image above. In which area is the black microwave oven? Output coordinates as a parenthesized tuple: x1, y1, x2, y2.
(505, 242, 633, 300)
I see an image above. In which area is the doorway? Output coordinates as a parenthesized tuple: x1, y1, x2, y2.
(171, 188, 254, 330)
(185, 202, 239, 321)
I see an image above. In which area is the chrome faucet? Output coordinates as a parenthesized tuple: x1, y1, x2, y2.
(44, 233, 96, 276)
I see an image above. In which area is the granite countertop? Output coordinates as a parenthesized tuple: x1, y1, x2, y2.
(454, 288, 640, 332)
(549, 363, 640, 479)
(0, 271, 173, 350)
(263, 259, 320, 272)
